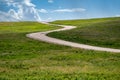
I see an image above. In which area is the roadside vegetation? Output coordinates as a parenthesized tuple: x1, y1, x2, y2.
(0, 21, 120, 80)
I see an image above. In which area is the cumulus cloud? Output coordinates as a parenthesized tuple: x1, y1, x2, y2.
(24, 0, 35, 7)
(48, 0, 54, 3)
(0, 0, 41, 22)
(8, 9, 20, 20)
(53, 8, 86, 13)
(0, 11, 19, 22)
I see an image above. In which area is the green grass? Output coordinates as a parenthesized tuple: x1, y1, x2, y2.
(0, 22, 120, 80)
(48, 17, 120, 49)
(0, 22, 61, 33)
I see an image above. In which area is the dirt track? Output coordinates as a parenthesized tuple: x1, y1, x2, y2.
(26, 22, 120, 53)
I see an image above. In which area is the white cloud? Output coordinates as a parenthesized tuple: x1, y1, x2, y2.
(39, 9, 48, 13)
(0, 11, 19, 22)
(24, 0, 35, 7)
(46, 17, 53, 22)
(115, 14, 120, 17)
(8, 9, 20, 20)
(53, 8, 86, 13)
(0, 0, 42, 22)
(48, 0, 54, 3)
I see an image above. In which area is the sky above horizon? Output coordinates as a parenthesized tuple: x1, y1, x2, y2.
(0, 0, 120, 21)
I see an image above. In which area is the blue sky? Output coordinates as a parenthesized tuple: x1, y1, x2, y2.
(0, 0, 120, 21)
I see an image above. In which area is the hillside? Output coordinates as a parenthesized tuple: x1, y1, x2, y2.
(48, 17, 120, 49)
(0, 21, 120, 79)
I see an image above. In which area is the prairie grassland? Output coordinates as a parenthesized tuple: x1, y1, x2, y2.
(49, 17, 120, 49)
(0, 21, 120, 80)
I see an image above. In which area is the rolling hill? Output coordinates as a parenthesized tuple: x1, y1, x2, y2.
(48, 17, 120, 49)
(0, 21, 120, 79)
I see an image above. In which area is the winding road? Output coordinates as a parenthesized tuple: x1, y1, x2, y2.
(26, 22, 120, 53)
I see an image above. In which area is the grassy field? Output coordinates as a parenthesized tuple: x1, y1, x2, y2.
(0, 22, 120, 80)
(49, 17, 120, 49)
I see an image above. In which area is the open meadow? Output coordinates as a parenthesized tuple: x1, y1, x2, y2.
(0, 21, 120, 80)
(49, 17, 120, 49)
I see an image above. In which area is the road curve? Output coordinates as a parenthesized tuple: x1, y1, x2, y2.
(26, 22, 120, 53)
